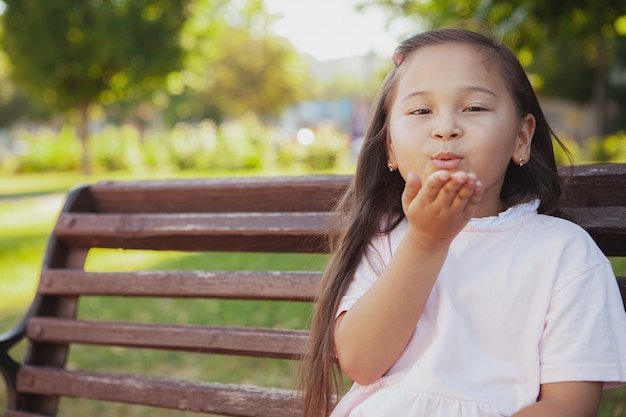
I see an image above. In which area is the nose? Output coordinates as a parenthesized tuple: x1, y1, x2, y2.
(431, 113, 462, 140)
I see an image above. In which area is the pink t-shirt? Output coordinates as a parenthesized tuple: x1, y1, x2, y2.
(332, 201, 626, 417)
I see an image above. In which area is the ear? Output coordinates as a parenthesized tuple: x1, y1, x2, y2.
(513, 114, 535, 165)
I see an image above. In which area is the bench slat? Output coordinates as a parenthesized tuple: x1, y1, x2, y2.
(89, 175, 351, 214)
(38, 270, 320, 301)
(4, 411, 48, 417)
(87, 165, 626, 213)
(560, 163, 626, 208)
(53, 212, 333, 252)
(561, 207, 626, 256)
(52, 207, 625, 255)
(27, 318, 307, 359)
(16, 367, 301, 417)
(36, 271, 626, 308)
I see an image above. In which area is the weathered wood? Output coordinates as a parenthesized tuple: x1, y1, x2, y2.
(38, 270, 320, 301)
(17, 367, 301, 417)
(13, 186, 94, 415)
(87, 165, 626, 214)
(4, 411, 49, 417)
(90, 174, 351, 214)
(559, 163, 626, 208)
(53, 212, 333, 253)
(27, 317, 308, 359)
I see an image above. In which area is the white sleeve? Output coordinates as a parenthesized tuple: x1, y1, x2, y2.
(336, 233, 391, 318)
(539, 260, 626, 388)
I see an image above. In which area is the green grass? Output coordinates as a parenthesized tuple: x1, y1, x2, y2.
(1, 173, 626, 416)
(0, 193, 64, 313)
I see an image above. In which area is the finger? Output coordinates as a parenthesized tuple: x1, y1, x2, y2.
(463, 179, 483, 216)
(436, 171, 470, 206)
(450, 172, 478, 211)
(420, 170, 452, 203)
(401, 172, 422, 213)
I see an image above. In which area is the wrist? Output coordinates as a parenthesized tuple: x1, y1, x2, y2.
(404, 227, 453, 253)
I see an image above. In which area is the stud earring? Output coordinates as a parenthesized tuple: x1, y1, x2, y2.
(388, 162, 395, 171)
(518, 156, 525, 167)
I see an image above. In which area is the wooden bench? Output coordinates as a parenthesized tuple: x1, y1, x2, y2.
(1, 163, 625, 417)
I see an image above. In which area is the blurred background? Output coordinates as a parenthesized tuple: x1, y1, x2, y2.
(1, 0, 625, 415)
(0, 0, 625, 180)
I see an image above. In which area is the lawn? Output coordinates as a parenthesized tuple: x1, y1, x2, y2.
(1, 172, 625, 416)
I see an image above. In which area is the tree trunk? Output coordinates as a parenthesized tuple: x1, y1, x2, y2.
(77, 103, 91, 175)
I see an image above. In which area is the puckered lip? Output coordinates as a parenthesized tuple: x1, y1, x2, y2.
(432, 151, 462, 161)
(431, 151, 463, 170)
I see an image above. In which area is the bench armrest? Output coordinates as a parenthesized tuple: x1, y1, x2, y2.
(0, 295, 49, 409)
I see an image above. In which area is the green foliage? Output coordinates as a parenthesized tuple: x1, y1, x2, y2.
(204, 29, 308, 121)
(90, 124, 145, 171)
(553, 131, 626, 165)
(179, 1, 309, 124)
(364, 0, 626, 133)
(0, 48, 46, 126)
(301, 122, 351, 170)
(216, 114, 271, 170)
(13, 124, 82, 173)
(589, 131, 626, 162)
(0, 0, 191, 174)
(553, 135, 582, 166)
(155, 115, 271, 171)
(0, 0, 189, 111)
(275, 125, 351, 171)
(0, 0, 312, 176)
(529, 37, 596, 103)
(4, 116, 352, 175)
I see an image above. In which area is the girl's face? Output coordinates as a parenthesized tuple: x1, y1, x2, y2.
(387, 42, 535, 217)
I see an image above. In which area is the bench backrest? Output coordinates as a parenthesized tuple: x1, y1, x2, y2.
(1, 163, 625, 417)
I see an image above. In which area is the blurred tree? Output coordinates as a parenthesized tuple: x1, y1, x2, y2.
(0, 49, 35, 127)
(359, 0, 626, 134)
(0, 25, 52, 127)
(0, 0, 189, 173)
(174, 0, 309, 124)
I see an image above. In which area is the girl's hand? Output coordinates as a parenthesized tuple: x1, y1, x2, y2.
(335, 170, 483, 384)
(401, 170, 483, 250)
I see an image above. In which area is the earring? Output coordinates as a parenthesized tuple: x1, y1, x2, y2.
(518, 156, 525, 167)
(388, 162, 395, 171)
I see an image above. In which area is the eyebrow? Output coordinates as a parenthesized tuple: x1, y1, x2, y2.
(400, 85, 499, 102)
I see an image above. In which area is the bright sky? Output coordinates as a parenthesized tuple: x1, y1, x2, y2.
(264, 0, 402, 61)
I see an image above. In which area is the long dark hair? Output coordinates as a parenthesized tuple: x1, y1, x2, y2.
(300, 27, 568, 417)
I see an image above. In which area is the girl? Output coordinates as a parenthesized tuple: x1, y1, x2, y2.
(300, 27, 626, 417)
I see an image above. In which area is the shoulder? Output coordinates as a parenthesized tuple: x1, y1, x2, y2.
(526, 213, 603, 254)
(525, 213, 614, 289)
(469, 210, 605, 263)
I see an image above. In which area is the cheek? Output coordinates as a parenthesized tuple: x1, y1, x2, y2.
(389, 119, 426, 149)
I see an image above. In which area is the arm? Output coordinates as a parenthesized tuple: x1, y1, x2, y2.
(512, 381, 602, 417)
(334, 170, 483, 385)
